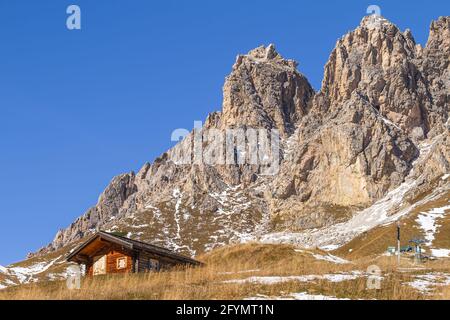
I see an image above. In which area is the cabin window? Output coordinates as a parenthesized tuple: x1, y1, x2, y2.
(116, 257, 127, 270)
(93, 255, 106, 275)
(148, 258, 160, 271)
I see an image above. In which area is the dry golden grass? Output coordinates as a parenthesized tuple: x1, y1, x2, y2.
(0, 243, 448, 300)
(439, 286, 450, 299)
(335, 217, 422, 259)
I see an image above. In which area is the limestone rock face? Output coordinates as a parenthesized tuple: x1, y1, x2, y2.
(30, 16, 449, 258)
(404, 122, 450, 203)
(221, 45, 314, 136)
(420, 16, 450, 137)
(269, 93, 419, 229)
(322, 16, 434, 139)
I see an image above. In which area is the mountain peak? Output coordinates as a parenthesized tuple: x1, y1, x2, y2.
(224, 44, 314, 136)
(359, 14, 396, 30)
(320, 14, 433, 136)
(427, 16, 450, 51)
(234, 44, 299, 70)
(247, 43, 279, 60)
(431, 16, 450, 30)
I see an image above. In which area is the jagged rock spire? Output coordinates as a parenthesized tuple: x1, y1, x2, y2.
(320, 15, 433, 139)
(222, 44, 314, 137)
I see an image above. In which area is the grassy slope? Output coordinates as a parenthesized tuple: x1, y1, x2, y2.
(334, 190, 450, 260)
(1, 188, 448, 299)
(1, 243, 449, 300)
(0, 243, 80, 287)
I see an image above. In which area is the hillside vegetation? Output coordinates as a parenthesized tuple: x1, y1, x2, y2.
(1, 243, 450, 300)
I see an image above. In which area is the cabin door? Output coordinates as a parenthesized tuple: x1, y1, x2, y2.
(93, 255, 107, 275)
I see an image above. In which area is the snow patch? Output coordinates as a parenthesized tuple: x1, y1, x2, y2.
(224, 272, 362, 285)
(431, 249, 450, 258)
(162, 188, 196, 256)
(290, 292, 350, 300)
(173, 188, 183, 241)
(416, 204, 450, 246)
(246, 292, 350, 300)
(320, 244, 339, 251)
(6, 256, 62, 284)
(311, 253, 350, 264)
(406, 273, 450, 293)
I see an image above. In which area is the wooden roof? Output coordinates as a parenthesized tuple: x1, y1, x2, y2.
(66, 231, 202, 266)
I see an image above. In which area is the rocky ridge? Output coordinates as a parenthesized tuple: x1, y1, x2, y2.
(29, 15, 449, 259)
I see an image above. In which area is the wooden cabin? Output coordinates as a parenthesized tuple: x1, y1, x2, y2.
(66, 231, 202, 276)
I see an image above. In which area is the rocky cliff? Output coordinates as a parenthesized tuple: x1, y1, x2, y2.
(29, 15, 449, 259)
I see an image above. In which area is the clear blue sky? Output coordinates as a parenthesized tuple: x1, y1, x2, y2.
(0, 0, 448, 265)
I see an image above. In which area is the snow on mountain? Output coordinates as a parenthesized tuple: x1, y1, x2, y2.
(416, 205, 450, 246)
